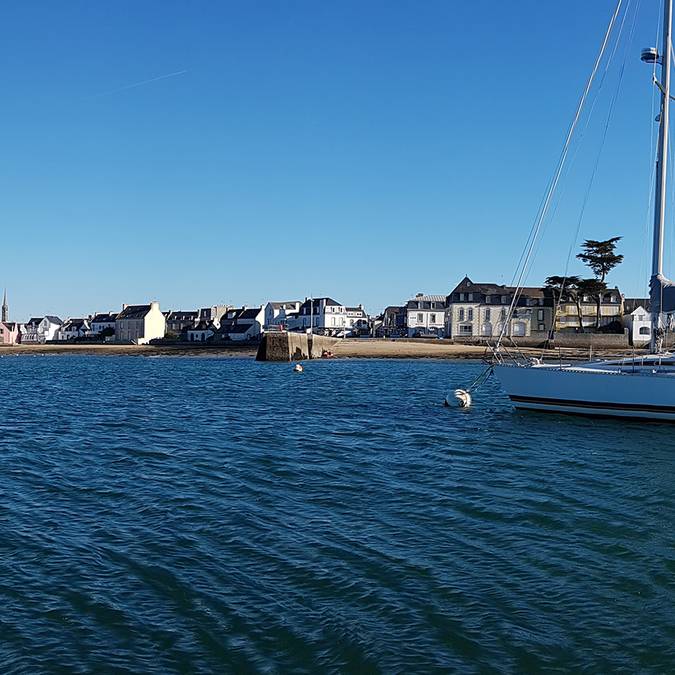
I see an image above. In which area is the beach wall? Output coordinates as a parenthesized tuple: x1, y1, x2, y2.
(256, 332, 338, 361)
(549, 332, 629, 349)
(309, 334, 338, 359)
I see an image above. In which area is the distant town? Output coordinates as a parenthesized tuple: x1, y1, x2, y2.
(0, 276, 653, 349)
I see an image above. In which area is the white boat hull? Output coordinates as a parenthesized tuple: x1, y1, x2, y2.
(494, 363, 675, 421)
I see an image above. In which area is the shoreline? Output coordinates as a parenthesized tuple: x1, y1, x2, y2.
(0, 340, 647, 361)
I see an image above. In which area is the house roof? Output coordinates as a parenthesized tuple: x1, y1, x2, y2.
(63, 318, 88, 330)
(27, 317, 43, 325)
(117, 305, 150, 320)
(624, 297, 650, 314)
(449, 276, 550, 301)
(238, 308, 262, 320)
(91, 313, 117, 323)
(191, 320, 215, 331)
(228, 324, 254, 334)
(417, 295, 445, 302)
(44, 316, 63, 325)
(299, 297, 342, 312)
(268, 301, 300, 309)
(406, 297, 447, 310)
(166, 310, 198, 320)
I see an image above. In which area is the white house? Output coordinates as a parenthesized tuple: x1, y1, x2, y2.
(623, 301, 651, 346)
(187, 321, 216, 342)
(406, 294, 447, 337)
(264, 301, 301, 330)
(57, 318, 90, 341)
(218, 306, 265, 341)
(115, 302, 166, 344)
(289, 298, 353, 335)
(345, 305, 368, 333)
(22, 316, 63, 343)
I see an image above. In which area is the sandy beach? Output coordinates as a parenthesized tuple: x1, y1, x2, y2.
(0, 339, 645, 361)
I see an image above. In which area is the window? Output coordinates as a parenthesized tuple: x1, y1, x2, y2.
(468, 293, 474, 301)
(430, 313, 436, 323)
(485, 309, 491, 321)
(459, 324, 472, 335)
(501, 308, 507, 319)
(501, 295, 507, 303)
(459, 309, 465, 321)
(468, 309, 474, 321)
(417, 313, 423, 323)
(459, 293, 466, 301)
(538, 323, 545, 331)
(485, 295, 491, 304)
(639, 326, 651, 335)
(537, 309, 544, 320)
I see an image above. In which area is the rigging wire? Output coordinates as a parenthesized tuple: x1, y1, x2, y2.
(545, 0, 639, 341)
(495, 0, 625, 351)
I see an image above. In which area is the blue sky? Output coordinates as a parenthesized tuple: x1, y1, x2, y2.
(0, 1, 667, 319)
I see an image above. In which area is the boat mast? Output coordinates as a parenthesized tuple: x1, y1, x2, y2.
(650, 0, 673, 351)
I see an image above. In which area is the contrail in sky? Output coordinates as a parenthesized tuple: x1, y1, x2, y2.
(93, 69, 188, 97)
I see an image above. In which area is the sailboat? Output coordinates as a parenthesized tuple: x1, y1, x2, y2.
(493, 0, 675, 421)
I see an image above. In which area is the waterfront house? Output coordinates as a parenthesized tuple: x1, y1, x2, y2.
(229, 307, 265, 341)
(0, 291, 21, 344)
(622, 299, 651, 346)
(57, 318, 91, 341)
(22, 316, 63, 343)
(90, 312, 118, 337)
(289, 297, 350, 335)
(445, 277, 554, 340)
(553, 287, 624, 332)
(0, 322, 21, 345)
(164, 310, 198, 336)
(264, 301, 301, 330)
(380, 305, 407, 337)
(198, 305, 230, 328)
(216, 306, 265, 341)
(406, 294, 447, 337)
(115, 302, 166, 344)
(346, 305, 369, 335)
(187, 320, 217, 342)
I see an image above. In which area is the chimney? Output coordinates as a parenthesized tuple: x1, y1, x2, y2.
(151, 301, 160, 311)
(122, 304, 129, 310)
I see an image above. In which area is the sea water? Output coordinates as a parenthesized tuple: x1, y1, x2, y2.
(1, 355, 673, 672)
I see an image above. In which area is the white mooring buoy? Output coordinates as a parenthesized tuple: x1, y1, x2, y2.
(452, 389, 472, 408)
(293, 363, 304, 373)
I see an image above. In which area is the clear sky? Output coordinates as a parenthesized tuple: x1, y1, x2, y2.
(1, 1, 668, 319)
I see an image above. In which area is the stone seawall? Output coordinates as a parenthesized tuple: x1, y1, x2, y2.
(550, 332, 629, 349)
(256, 332, 338, 361)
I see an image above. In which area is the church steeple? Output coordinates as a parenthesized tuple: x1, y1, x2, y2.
(1, 289, 7, 323)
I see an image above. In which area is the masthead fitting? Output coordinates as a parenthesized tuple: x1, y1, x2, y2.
(641, 47, 660, 64)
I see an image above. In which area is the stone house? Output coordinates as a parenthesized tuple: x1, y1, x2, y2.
(445, 277, 553, 339)
(115, 302, 166, 344)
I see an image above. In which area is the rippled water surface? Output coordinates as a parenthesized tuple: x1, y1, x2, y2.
(2, 355, 675, 672)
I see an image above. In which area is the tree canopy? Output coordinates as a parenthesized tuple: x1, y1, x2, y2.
(576, 237, 623, 282)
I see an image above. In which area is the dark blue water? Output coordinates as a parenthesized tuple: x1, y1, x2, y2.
(1, 355, 674, 673)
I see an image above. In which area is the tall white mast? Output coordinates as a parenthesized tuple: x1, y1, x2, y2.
(649, 0, 673, 351)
